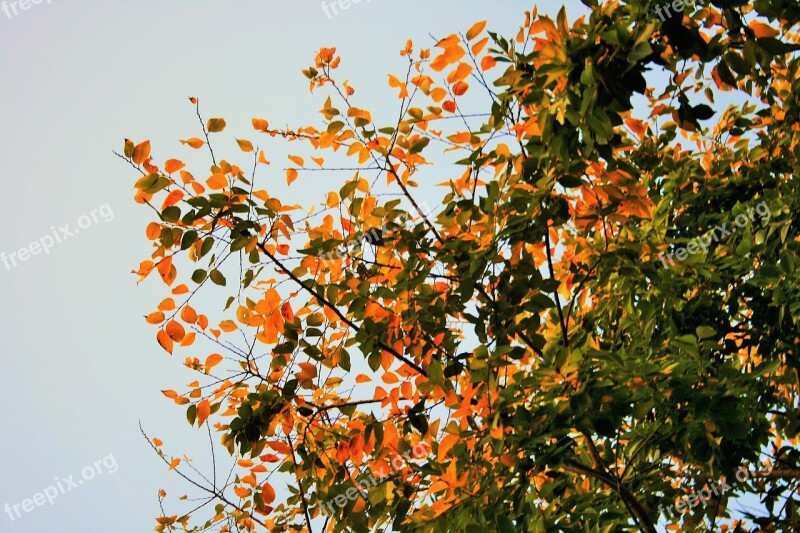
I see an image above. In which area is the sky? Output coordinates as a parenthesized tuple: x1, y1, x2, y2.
(0, 1, 574, 532)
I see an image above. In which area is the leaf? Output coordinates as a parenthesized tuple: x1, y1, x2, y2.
(210, 269, 226, 286)
(466, 20, 487, 41)
(749, 20, 779, 39)
(157, 329, 174, 354)
(286, 168, 298, 185)
(205, 353, 224, 371)
(164, 159, 185, 174)
(196, 399, 210, 425)
(180, 138, 205, 149)
(236, 139, 254, 152)
(132, 140, 151, 165)
(207, 118, 226, 133)
(261, 483, 276, 504)
(252, 118, 269, 131)
(206, 174, 228, 190)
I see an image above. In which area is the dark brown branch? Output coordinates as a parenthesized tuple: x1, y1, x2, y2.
(544, 221, 569, 347)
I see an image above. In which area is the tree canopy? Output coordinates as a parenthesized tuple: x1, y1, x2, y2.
(121, 1, 800, 531)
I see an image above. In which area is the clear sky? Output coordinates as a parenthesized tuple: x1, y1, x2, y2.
(0, 1, 578, 531)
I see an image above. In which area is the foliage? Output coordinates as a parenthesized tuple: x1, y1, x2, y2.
(121, 1, 800, 531)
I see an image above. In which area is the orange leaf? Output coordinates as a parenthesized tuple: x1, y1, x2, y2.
(168, 458, 181, 471)
(172, 284, 189, 295)
(234, 486, 251, 498)
(280, 302, 294, 322)
(164, 159, 185, 174)
(157, 330, 174, 354)
(153, 438, 163, 447)
(237, 139, 254, 152)
(196, 399, 210, 425)
(388, 74, 409, 98)
(288, 155, 304, 166)
(286, 168, 298, 185)
(206, 173, 228, 190)
(261, 483, 276, 504)
(165, 320, 186, 342)
(180, 138, 205, 149)
(480, 55, 497, 71)
(146, 222, 161, 240)
(355, 374, 372, 383)
(258, 150, 270, 165)
(267, 441, 291, 454)
(147, 311, 166, 324)
(161, 189, 184, 209)
(205, 353, 224, 371)
(252, 118, 269, 131)
(466, 20, 487, 40)
(452, 81, 469, 96)
(219, 320, 237, 332)
(749, 20, 779, 38)
(161, 390, 179, 399)
(132, 140, 151, 165)
(181, 305, 198, 324)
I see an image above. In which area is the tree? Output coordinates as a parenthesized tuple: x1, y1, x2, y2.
(120, 1, 800, 531)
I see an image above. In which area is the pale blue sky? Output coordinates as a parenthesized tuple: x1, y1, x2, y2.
(0, 1, 574, 531)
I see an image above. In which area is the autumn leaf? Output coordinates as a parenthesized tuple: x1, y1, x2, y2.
(206, 118, 226, 133)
